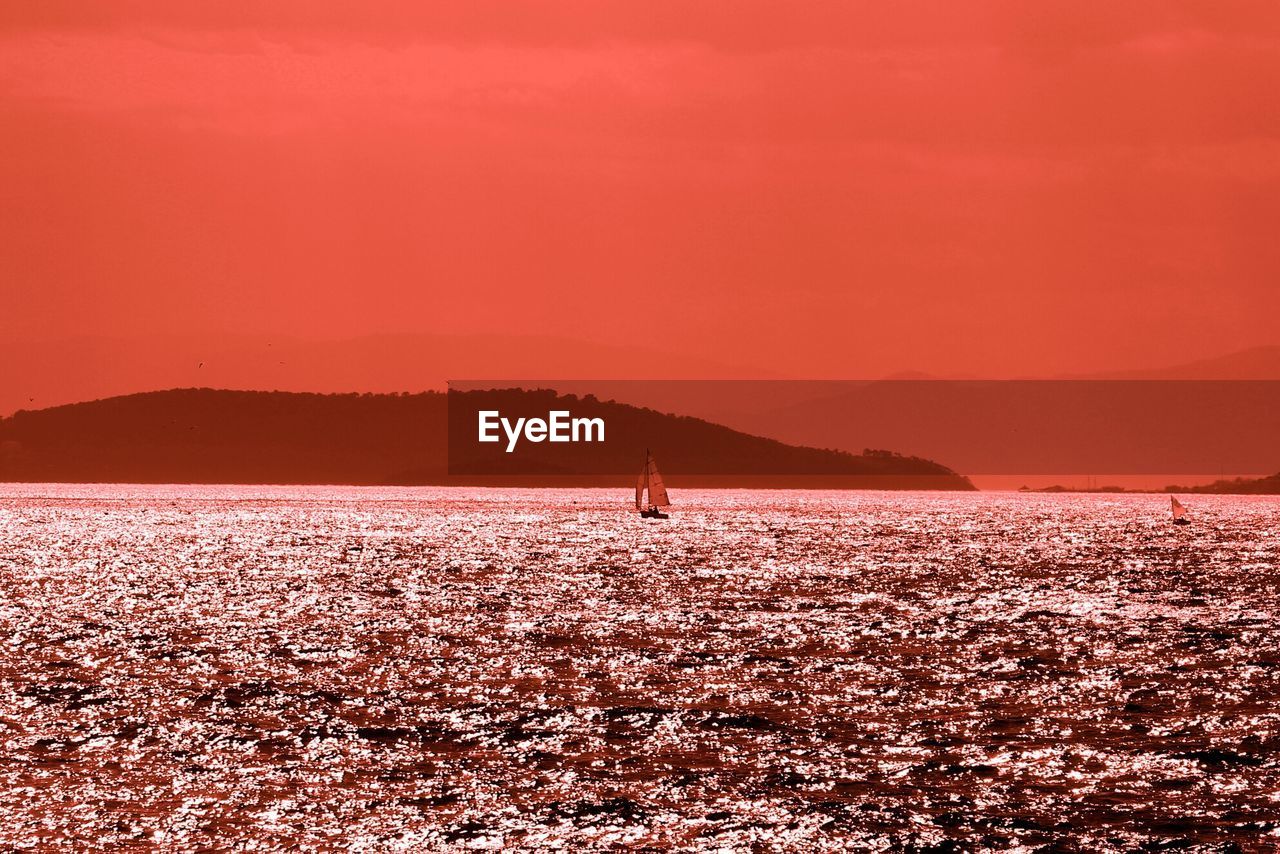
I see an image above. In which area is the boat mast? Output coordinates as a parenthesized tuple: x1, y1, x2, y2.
(643, 448, 650, 508)
(636, 449, 650, 510)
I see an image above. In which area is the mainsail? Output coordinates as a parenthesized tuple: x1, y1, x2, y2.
(646, 453, 670, 507)
(1171, 496, 1188, 522)
(637, 450, 670, 509)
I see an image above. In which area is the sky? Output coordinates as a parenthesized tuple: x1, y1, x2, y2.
(3, 1, 1280, 399)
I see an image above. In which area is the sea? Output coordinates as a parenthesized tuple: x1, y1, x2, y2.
(0, 485, 1277, 851)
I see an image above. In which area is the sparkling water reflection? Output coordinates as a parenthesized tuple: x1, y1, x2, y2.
(0, 486, 1277, 850)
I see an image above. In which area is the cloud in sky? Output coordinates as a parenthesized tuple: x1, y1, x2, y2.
(3, 1, 1279, 378)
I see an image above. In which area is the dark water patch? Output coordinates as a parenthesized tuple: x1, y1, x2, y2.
(697, 711, 783, 732)
(548, 797, 647, 824)
(1173, 748, 1265, 769)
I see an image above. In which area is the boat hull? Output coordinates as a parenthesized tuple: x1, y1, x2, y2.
(640, 508, 669, 519)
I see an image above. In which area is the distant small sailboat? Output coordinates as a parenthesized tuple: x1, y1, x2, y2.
(1171, 496, 1191, 525)
(636, 449, 670, 519)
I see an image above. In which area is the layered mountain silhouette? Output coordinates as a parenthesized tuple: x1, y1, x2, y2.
(0, 388, 973, 489)
(1063, 345, 1280, 381)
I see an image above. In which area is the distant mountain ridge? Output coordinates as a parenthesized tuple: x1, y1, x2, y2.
(1062, 346, 1280, 380)
(1030, 473, 1280, 495)
(1175, 473, 1280, 494)
(0, 388, 974, 489)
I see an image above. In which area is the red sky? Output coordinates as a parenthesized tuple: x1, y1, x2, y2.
(3, 1, 1279, 402)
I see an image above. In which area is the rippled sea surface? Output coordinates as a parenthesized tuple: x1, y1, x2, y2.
(1, 486, 1278, 851)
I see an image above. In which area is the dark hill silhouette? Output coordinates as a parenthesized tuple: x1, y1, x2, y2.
(0, 388, 973, 489)
(0, 389, 447, 485)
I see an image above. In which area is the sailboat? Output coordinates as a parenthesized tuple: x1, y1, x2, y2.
(636, 449, 671, 519)
(1171, 496, 1191, 525)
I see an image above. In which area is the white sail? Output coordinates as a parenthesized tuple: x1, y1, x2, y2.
(1171, 496, 1188, 521)
(646, 452, 670, 507)
(636, 464, 646, 510)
